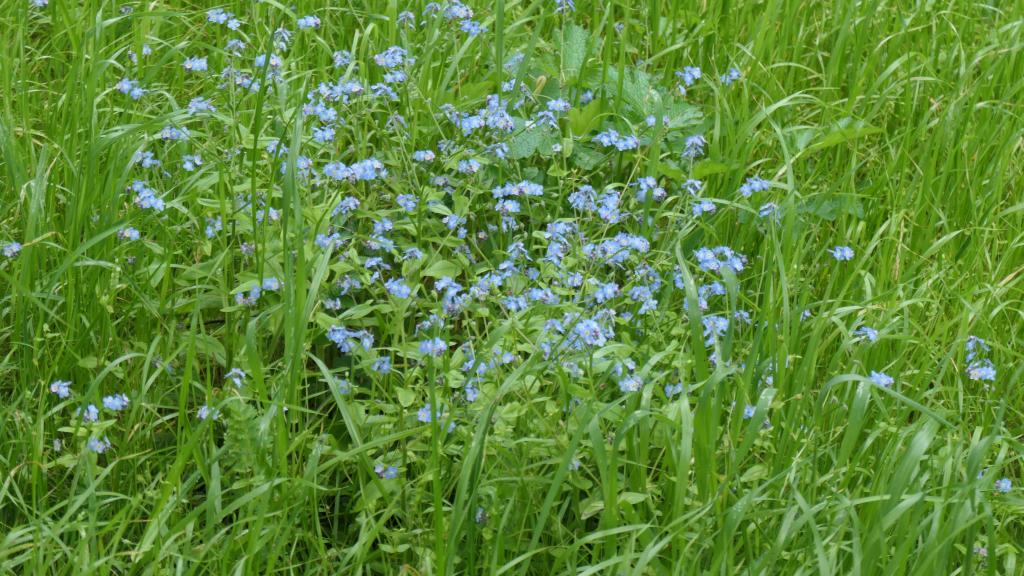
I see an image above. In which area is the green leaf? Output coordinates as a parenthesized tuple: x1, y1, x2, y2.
(396, 387, 416, 408)
(340, 302, 392, 320)
(561, 24, 589, 81)
(568, 100, 601, 136)
(692, 161, 732, 178)
(605, 67, 654, 112)
(508, 126, 542, 159)
(422, 259, 461, 278)
(657, 161, 685, 180)
(662, 100, 702, 130)
(618, 492, 648, 505)
(570, 143, 603, 170)
(799, 195, 865, 221)
(806, 121, 882, 153)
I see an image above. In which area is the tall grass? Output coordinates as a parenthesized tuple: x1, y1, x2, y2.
(1, 0, 1022, 574)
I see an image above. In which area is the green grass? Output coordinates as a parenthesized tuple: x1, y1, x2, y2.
(1, 0, 1023, 574)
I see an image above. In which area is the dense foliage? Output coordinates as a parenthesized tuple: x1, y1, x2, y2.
(1, 0, 1023, 574)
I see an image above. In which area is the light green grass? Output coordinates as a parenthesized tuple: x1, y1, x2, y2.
(1, 0, 1023, 574)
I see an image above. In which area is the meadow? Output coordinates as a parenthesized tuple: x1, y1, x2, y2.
(1, 0, 1023, 574)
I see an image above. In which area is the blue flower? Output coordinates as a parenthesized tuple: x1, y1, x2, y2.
(965, 336, 990, 362)
(829, 246, 855, 261)
(995, 478, 1012, 493)
(457, 158, 481, 174)
(459, 19, 485, 36)
(738, 176, 770, 198)
(758, 203, 778, 218)
(385, 278, 413, 299)
(328, 326, 375, 353)
(720, 68, 742, 85)
(197, 405, 220, 421)
(116, 78, 145, 100)
(571, 318, 609, 348)
(87, 436, 112, 453)
(205, 217, 222, 239)
(444, 1, 473, 20)
(419, 337, 447, 357)
(593, 129, 638, 151)
(182, 154, 203, 172)
(49, 380, 72, 398)
(372, 356, 393, 374)
(417, 402, 439, 423)
(397, 11, 416, 27)
(333, 50, 352, 68)
(225, 39, 246, 55)
(412, 149, 435, 162)
(634, 177, 666, 202)
(374, 46, 408, 68)
(132, 150, 161, 168)
(78, 404, 100, 423)
(102, 394, 129, 411)
(695, 246, 746, 274)
(159, 126, 189, 141)
(692, 199, 716, 216)
(855, 326, 879, 343)
(593, 281, 619, 303)
(312, 126, 336, 143)
(395, 194, 419, 212)
(676, 66, 702, 87)
(615, 135, 638, 150)
(226, 368, 247, 388)
(183, 56, 208, 73)
(869, 371, 894, 388)
(967, 360, 996, 382)
(547, 99, 571, 113)
(207, 8, 233, 24)
(117, 226, 140, 239)
(255, 53, 283, 69)
(682, 134, 706, 158)
(702, 315, 729, 346)
(297, 15, 321, 29)
(375, 464, 399, 479)
(131, 181, 165, 212)
(618, 374, 643, 393)
(3, 242, 22, 258)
